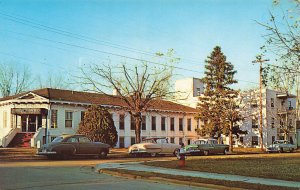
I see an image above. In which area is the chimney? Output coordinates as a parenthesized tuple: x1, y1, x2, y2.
(112, 88, 121, 96)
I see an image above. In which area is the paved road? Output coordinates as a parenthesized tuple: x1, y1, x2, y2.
(0, 159, 208, 190)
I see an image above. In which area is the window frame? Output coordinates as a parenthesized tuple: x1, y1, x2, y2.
(65, 111, 73, 128)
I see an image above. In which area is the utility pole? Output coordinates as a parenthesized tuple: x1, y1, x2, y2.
(252, 55, 269, 151)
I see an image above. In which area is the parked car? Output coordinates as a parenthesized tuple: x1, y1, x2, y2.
(266, 140, 297, 153)
(128, 137, 181, 157)
(184, 138, 229, 156)
(37, 134, 110, 159)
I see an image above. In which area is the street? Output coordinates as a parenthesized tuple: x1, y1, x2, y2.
(0, 159, 208, 190)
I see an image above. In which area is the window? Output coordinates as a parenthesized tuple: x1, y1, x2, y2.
(271, 98, 274, 108)
(130, 115, 135, 130)
(252, 118, 258, 128)
(65, 111, 73, 128)
(196, 119, 200, 129)
(81, 111, 85, 121)
(142, 116, 146, 130)
(272, 136, 275, 143)
(252, 136, 258, 146)
(79, 136, 91, 143)
(196, 88, 201, 96)
(239, 137, 244, 144)
(130, 137, 135, 145)
(119, 137, 125, 148)
(187, 118, 191, 131)
(179, 138, 183, 144)
(187, 139, 191, 145)
(151, 116, 156, 130)
(67, 137, 78, 143)
(3, 111, 7, 128)
(50, 136, 57, 142)
(271, 118, 275, 129)
(119, 114, 124, 130)
(51, 110, 57, 128)
(289, 101, 292, 109)
(161, 117, 166, 131)
(179, 118, 183, 131)
(170, 117, 175, 131)
(170, 137, 175, 143)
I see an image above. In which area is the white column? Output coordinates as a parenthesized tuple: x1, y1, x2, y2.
(35, 115, 38, 131)
(26, 115, 29, 132)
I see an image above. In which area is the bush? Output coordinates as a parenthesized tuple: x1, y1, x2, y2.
(77, 105, 118, 147)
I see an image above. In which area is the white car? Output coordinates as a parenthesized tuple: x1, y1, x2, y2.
(128, 137, 181, 157)
(266, 140, 297, 153)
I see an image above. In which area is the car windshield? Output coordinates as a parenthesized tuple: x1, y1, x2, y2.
(195, 140, 206, 145)
(52, 136, 64, 143)
(142, 139, 155, 143)
(156, 138, 168, 144)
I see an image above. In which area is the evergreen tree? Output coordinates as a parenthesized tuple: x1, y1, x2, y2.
(77, 105, 118, 147)
(196, 46, 240, 145)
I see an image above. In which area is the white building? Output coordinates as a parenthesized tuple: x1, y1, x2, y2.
(236, 89, 298, 148)
(175, 78, 204, 108)
(0, 88, 200, 148)
(174, 78, 299, 148)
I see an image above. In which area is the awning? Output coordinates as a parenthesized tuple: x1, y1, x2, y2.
(11, 108, 48, 115)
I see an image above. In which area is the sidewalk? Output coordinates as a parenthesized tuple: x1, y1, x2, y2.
(96, 161, 300, 189)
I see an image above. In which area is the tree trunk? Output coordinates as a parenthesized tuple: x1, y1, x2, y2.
(229, 121, 233, 153)
(134, 114, 142, 143)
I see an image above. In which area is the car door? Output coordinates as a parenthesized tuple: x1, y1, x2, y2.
(161, 139, 173, 153)
(78, 136, 97, 155)
(207, 140, 217, 154)
(65, 136, 80, 155)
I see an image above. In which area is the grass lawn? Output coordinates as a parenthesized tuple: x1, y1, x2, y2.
(144, 152, 300, 182)
(103, 168, 297, 190)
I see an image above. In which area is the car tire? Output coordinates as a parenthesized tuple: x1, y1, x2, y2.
(279, 148, 284, 153)
(203, 150, 209, 156)
(290, 148, 294, 153)
(224, 149, 229, 155)
(99, 149, 108, 159)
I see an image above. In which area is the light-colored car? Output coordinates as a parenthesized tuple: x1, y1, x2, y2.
(37, 134, 110, 159)
(266, 140, 297, 153)
(128, 137, 181, 157)
(184, 138, 229, 156)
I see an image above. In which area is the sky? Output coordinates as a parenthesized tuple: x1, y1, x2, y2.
(0, 0, 288, 91)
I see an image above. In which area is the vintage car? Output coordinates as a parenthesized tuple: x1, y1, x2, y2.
(184, 138, 229, 156)
(128, 137, 181, 157)
(37, 134, 110, 159)
(266, 140, 297, 153)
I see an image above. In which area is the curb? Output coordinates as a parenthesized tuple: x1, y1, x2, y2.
(98, 169, 244, 190)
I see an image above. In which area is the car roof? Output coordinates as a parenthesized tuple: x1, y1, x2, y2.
(143, 137, 166, 140)
(60, 134, 86, 138)
(196, 138, 216, 141)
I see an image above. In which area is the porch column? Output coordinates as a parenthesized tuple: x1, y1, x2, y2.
(36, 115, 38, 131)
(26, 115, 29, 132)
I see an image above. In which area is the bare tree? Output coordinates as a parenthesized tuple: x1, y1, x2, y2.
(0, 63, 32, 97)
(259, 0, 300, 121)
(78, 50, 179, 143)
(36, 72, 72, 89)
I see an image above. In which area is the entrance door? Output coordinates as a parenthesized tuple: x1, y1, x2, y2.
(21, 115, 41, 132)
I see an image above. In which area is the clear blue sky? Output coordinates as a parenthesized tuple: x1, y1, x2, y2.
(0, 0, 285, 90)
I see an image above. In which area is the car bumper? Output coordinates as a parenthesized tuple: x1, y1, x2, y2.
(36, 151, 57, 155)
(266, 149, 279, 153)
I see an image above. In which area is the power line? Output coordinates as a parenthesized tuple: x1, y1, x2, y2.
(3, 29, 204, 74)
(0, 11, 202, 65)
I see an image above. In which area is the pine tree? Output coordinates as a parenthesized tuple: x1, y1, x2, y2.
(196, 46, 240, 145)
(77, 105, 118, 147)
